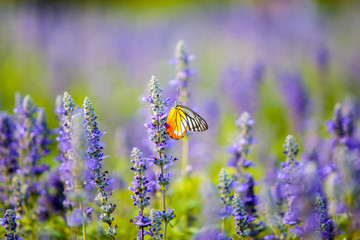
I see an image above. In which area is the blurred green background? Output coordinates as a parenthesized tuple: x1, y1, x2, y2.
(0, 0, 360, 239)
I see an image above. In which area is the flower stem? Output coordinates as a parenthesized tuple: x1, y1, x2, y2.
(161, 165, 168, 240)
(79, 201, 87, 240)
(140, 206, 144, 240)
(182, 136, 189, 231)
(286, 225, 290, 240)
(182, 136, 189, 175)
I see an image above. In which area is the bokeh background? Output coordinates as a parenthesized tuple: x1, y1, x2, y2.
(1, 0, 360, 239)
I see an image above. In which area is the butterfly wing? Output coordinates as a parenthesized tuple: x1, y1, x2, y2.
(166, 107, 188, 140)
(179, 105, 208, 132)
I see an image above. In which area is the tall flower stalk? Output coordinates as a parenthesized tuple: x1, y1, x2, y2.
(228, 112, 263, 237)
(169, 40, 195, 232)
(144, 76, 177, 239)
(278, 135, 301, 237)
(228, 112, 255, 175)
(69, 113, 88, 240)
(232, 193, 254, 239)
(83, 97, 117, 239)
(217, 168, 233, 234)
(149, 209, 163, 240)
(315, 195, 337, 239)
(13, 94, 51, 239)
(58, 92, 77, 198)
(326, 103, 359, 235)
(169, 40, 194, 105)
(0, 113, 19, 211)
(169, 40, 194, 176)
(129, 147, 152, 239)
(57, 92, 92, 240)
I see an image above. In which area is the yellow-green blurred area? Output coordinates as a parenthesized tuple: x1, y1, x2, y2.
(0, 0, 360, 239)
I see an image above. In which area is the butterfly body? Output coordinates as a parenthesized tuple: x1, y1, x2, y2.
(166, 102, 208, 140)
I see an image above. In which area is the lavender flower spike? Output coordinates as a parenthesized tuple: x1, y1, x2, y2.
(35, 108, 52, 162)
(327, 103, 356, 149)
(281, 135, 301, 226)
(0, 113, 18, 178)
(69, 113, 88, 202)
(83, 97, 117, 238)
(58, 92, 77, 197)
(232, 194, 254, 239)
(129, 147, 152, 239)
(228, 112, 255, 171)
(283, 135, 299, 167)
(144, 76, 178, 239)
(149, 209, 163, 240)
(144, 76, 172, 157)
(0, 209, 23, 240)
(315, 195, 338, 239)
(218, 168, 233, 220)
(170, 40, 194, 104)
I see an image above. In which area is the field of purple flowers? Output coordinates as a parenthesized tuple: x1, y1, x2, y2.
(1, 1, 360, 239)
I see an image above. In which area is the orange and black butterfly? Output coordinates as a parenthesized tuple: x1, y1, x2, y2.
(166, 101, 208, 140)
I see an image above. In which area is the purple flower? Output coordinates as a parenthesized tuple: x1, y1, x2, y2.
(218, 168, 233, 219)
(129, 147, 152, 237)
(46, 172, 66, 214)
(263, 232, 276, 240)
(276, 135, 302, 226)
(85, 207, 94, 219)
(0, 113, 19, 180)
(228, 112, 263, 237)
(327, 103, 358, 149)
(10, 94, 52, 231)
(57, 92, 78, 203)
(0, 209, 22, 240)
(56, 93, 96, 233)
(0, 113, 19, 208)
(34, 108, 52, 159)
(144, 76, 172, 157)
(169, 40, 195, 104)
(232, 194, 254, 238)
(278, 72, 308, 130)
(149, 209, 163, 239)
(228, 112, 256, 170)
(132, 213, 152, 228)
(36, 172, 67, 222)
(14, 95, 51, 177)
(143, 76, 178, 235)
(67, 209, 84, 227)
(315, 195, 340, 239)
(161, 208, 176, 224)
(83, 97, 117, 238)
(131, 213, 152, 240)
(129, 148, 152, 210)
(240, 175, 258, 217)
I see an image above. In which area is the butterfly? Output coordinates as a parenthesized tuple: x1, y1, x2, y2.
(166, 101, 208, 140)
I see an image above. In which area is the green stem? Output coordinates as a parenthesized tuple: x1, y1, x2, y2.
(346, 211, 353, 240)
(286, 225, 290, 240)
(182, 136, 189, 231)
(182, 136, 189, 176)
(79, 201, 87, 240)
(161, 165, 168, 240)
